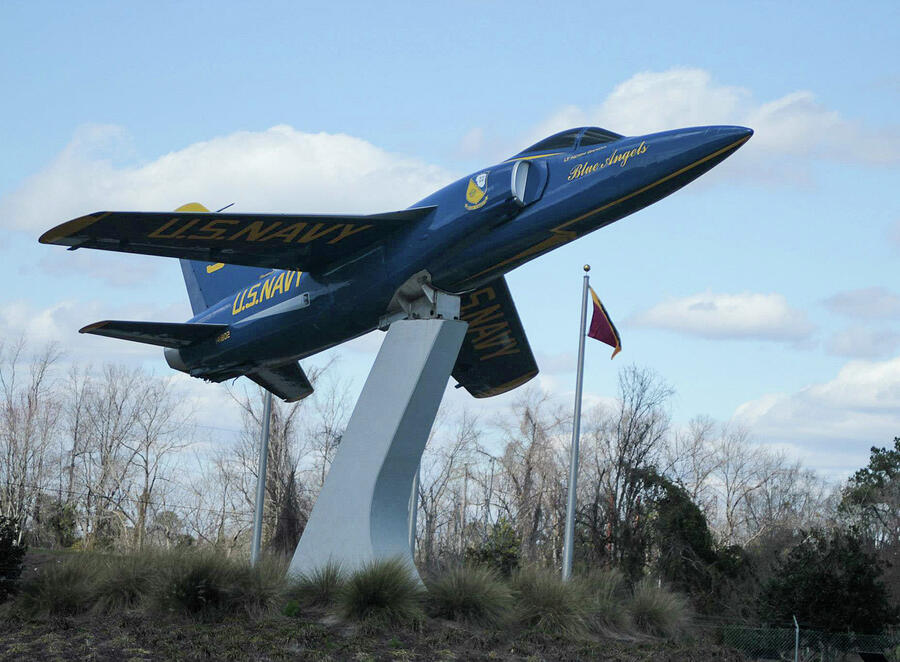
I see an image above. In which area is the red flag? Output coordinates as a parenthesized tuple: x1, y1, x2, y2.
(587, 287, 621, 359)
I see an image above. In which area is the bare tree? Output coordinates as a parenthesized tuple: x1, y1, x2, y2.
(0, 340, 62, 543)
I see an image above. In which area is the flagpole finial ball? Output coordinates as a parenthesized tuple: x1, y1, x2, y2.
(583, 264, 591, 272)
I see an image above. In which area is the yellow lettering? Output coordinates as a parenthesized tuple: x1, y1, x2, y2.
(148, 218, 199, 239)
(298, 223, 337, 244)
(470, 322, 509, 345)
(482, 343, 521, 360)
(465, 304, 503, 329)
(271, 272, 285, 295)
(638, 141, 647, 154)
(232, 291, 243, 315)
(260, 277, 273, 301)
(473, 332, 515, 351)
(246, 283, 260, 308)
(327, 223, 373, 244)
(461, 287, 496, 311)
(187, 219, 240, 241)
(229, 221, 272, 242)
(262, 222, 307, 243)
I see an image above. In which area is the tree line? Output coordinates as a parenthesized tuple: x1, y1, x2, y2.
(1, 339, 897, 629)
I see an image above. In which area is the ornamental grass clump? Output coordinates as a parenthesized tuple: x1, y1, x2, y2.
(154, 550, 238, 619)
(18, 555, 99, 617)
(338, 558, 424, 626)
(628, 578, 690, 638)
(229, 556, 288, 617)
(91, 551, 159, 613)
(511, 566, 589, 637)
(425, 564, 512, 627)
(287, 560, 345, 608)
(583, 567, 633, 635)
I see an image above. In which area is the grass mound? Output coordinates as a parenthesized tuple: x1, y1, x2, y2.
(154, 550, 238, 619)
(18, 555, 98, 617)
(425, 564, 512, 626)
(91, 552, 158, 613)
(230, 556, 288, 616)
(583, 567, 633, 635)
(511, 566, 588, 637)
(338, 558, 424, 626)
(288, 560, 345, 608)
(628, 578, 690, 638)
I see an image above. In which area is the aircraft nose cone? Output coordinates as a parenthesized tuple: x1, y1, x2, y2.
(638, 124, 753, 182)
(704, 125, 754, 151)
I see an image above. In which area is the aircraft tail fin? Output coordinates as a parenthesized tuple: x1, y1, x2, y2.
(175, 203, 273, 314)
(247, 361, 314, 402)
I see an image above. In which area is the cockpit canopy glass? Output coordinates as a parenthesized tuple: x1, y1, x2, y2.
(578, 128, 623, 146)
(514, 127, 623, 157)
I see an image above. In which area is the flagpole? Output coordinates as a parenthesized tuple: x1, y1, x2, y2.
(563, 265, 590, 581)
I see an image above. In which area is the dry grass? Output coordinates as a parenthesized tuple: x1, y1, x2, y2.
(425, 564, 512, 626)
(287, 559, 345, 608)
(510, 566, 589, 637)
(628, 578, 691, 638)
(338, 557, 425, 626)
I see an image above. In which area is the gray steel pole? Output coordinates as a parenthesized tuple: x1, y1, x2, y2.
(408, 461, 420, 556)
(562, 265, 591, 581)
(250, 389, 272, 566)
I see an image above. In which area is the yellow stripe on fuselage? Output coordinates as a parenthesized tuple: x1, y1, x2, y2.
(472, 134, 751, 280)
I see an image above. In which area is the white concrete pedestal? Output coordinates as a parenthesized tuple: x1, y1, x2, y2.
(288, 318, 467, 579)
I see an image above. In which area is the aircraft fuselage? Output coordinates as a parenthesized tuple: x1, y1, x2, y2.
(173, 125, 752, 380)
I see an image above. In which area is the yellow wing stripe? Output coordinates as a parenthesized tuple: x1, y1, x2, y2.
(39, 212, 109, 245)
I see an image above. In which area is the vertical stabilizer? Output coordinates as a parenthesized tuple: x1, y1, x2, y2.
(175, 203, 272, 314)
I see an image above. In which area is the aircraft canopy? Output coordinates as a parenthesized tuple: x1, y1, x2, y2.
(514, 127, 623, 158)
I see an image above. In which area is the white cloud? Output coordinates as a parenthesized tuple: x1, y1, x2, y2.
(0, 298, 189, 364)
(826, 326, 900, 359)
(631, 292, 815, 342)
(524, 68, 899, 182)
(733, 357, 900, 473)
(1, 124, 456, 234)
(824, 286, 900, 320)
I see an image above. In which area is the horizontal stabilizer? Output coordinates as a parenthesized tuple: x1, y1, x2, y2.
(40, 206, 436, 273)
(80, 320, 228, 348)
(453, 276, 538, 398)
(247, 362, 314, 403)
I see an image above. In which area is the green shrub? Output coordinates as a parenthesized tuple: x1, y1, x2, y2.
(282, 598, 301, 617)
(583, 568, 632, 635)
(465, 517, 520, 577)
(18, 555, 98, 617)
(288, 560, 345, 608)
(91, 552, 158, 613)
(628, 578, 690, 638)
(425, 564, 512, 626)
(0, 516, 27, 602)
(338, 558, 424, 626)
(511, 566, 589, 637)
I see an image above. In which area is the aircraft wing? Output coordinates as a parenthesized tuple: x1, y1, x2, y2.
(40, 206, 436, 273)
(452, 276, 538, 398)
(247, 361, 314, 402)
(80, 320, 228, 348)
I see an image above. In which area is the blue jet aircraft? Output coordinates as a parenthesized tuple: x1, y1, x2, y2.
(40, 125, 752, 401)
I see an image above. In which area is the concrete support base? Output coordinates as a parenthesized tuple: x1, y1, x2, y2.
(288, 318, 467, 579)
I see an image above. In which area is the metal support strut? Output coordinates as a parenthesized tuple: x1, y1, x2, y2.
(289, 289, 465, 580)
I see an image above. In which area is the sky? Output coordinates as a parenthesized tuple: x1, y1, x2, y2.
(1, 1, 898, 479)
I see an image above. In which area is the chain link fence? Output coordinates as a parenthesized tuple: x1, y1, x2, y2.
(711, 624, 900, 661)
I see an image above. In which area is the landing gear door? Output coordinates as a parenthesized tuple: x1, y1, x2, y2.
(511, 159, 549, 206)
